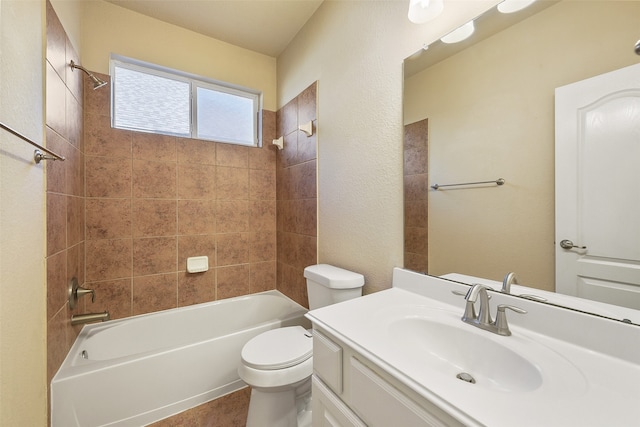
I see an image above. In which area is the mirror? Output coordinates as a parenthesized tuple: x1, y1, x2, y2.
(403, 0, 640, 322)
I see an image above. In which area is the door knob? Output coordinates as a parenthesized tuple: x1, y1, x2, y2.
(560, 239, 587, 250)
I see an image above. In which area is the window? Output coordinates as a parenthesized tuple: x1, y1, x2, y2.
(110, 55, 261, 147)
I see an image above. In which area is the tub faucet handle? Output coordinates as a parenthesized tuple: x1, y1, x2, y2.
(68, 277, 96, 309)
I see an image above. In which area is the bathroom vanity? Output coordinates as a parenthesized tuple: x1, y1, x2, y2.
(306, 268, 640, 426)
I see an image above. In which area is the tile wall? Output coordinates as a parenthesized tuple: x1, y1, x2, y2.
(276, 82, 318, 308)
(45, 0, 86, 393)
(404, 118, 429, 273)
(83, 74, 278, 318)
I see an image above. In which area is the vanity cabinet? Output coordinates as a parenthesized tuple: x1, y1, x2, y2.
(312, 328, 464, 427)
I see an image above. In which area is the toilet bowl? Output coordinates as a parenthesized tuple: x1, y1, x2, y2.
(238, 264, 365, 427)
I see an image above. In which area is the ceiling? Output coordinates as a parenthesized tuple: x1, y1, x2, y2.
(105, 0, 325, 57)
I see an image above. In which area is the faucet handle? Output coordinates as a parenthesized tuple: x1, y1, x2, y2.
(494, 304, 527, 336)
(76, 286, 95, 303)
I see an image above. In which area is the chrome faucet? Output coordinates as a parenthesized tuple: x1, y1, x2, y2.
(502, 272, 518, 293)
(71, 311, 110, 326)
(462, 283, 527, 336)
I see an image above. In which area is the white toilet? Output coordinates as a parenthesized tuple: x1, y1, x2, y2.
(238, 264, 365, 427)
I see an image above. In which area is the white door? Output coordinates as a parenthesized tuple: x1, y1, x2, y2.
(555, 63, 640, 310)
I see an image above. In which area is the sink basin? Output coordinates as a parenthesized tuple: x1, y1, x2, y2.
(389, 316, 542, 392)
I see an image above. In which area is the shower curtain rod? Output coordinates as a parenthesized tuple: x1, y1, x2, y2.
(0, 121, 65, 163)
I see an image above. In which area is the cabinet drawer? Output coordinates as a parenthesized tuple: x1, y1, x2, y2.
(313, 330, 343, 393)
(349, 357, 449, 427)
(312, 376, 367, 427)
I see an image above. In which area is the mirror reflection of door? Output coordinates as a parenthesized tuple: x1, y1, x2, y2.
(555, 63, 640, 310)
(404, 119, 429, 274)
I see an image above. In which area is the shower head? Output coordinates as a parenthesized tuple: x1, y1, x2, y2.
(69, 60, 108, 90)
(636, 40, 640, 55)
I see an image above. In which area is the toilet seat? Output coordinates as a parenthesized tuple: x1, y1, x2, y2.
(241, 326, 312, 370)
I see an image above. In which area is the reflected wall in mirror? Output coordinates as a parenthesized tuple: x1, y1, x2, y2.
(403, 1, 640, 316)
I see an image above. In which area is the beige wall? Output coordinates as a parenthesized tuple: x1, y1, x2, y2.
(277, 0, 498, 292)
(80, 0, 278, 111)
(404, 1, 640, 290)
(0, 0, 47, 425)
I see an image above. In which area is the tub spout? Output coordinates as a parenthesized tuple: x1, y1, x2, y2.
(71, 311, 110, 326)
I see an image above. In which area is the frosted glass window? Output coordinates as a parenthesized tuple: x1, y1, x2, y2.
(196, 86, 256, 145)
(113, 66, 190, 137)
(111, 56, 261, 146)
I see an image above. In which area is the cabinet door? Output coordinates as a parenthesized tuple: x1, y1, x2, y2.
(312, 376, 367, 427)
(349, 358, 451, 427)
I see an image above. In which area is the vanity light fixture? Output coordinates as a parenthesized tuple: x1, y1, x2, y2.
(441, 20, 475, 44)
(408, 0, 444, 24)
(498, 0, 537, 14)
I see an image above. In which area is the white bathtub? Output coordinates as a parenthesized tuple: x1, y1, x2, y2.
(51, 290, 309, 427)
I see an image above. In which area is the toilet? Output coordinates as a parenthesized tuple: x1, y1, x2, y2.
(238, 264, 365, 427)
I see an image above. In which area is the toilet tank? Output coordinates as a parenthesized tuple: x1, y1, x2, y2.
(304, 264, 365, 310)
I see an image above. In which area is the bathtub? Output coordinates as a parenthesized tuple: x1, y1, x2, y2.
(51, 290, 309, 427)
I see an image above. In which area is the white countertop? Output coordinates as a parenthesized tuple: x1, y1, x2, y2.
(307, 268, 640, 427)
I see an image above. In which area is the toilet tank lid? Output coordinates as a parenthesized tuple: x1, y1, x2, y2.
(304, 264, 365, 289)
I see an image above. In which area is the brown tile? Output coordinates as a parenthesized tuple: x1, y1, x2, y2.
(404, 146, 428, 176)
(86, 155, 132, 198)
(216, 264, 250, 300)
(84, 113, 132, 158)
(65, 144, 84, 197)
(405, 227, 428, 256)
(178, 270, 215, 307)
(404, 173, 428, 201)
(133, 132, 176, 162)
(85, 278, 133, 320)
(65, 40, 83, 108)
(277, 97, 298, 137)
(86, 238, 132, 281)
(216, 233, 249, 266)
(277, 199, 294, 233)
(46, 127, 67, 193)
(276, 165, 292, 201)
(293, 199, 317, 236)
(86, 198, 131, 240)
(47, 251, 67, 320)
(178, 235, 216, 270)
(47, 307, 69, 386)
(249, 168, 276, 200)
(216, 201, 249, 233)
(132, 199, 177, 237)
(277, 262, 308, 308)
(297, 127, 317, 164)
(177, 163, 216, 199)
(46, 61, 66, 137)
(133, 273, 177, 315)
(46, 1, 67, 81)
(404, 118, 428, 151)
(66, 90, 83, 149)
(404, 200, 428, 228)
(197, 386, 250, 426)
(404, 252, 428, 274)
(177, 138, 216, 165)
(249, 231, 276, 262)
(83, 72, 111, 117)
(67, 195, 84, 247)
(216, 143, 248, 168)
(249, 200, 276, 231)
(290, 161, 316, 199)
(133, 237, 177, 276)
(296, 234, 317, 269)
(279, 132, 298, 168)
(149, 406, 198, 427)
(69, 241, 85, 286)
(133, 159, 176, 199)
(298, 82, 317, 125)
(47, 193, 66, 256)
(216, 166, 248, 200)
(178, 200, 216, 235)
(250, 261, 276, 293)
(277, 231, 296, 265)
